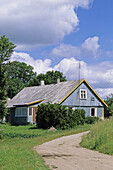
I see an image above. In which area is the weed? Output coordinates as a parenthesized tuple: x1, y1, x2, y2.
(80, 117, 113, 155)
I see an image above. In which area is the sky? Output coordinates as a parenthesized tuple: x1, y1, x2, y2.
(0, 0, 113, 99)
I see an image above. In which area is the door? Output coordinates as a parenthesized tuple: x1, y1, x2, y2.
(33, 107, 38, 122)
(90, 108, 97, 117)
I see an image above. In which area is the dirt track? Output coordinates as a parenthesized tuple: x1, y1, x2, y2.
(34, 131, 113, 170)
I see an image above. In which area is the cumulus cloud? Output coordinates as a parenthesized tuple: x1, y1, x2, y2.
(11, 52, 113, 98)
(51, 44, 81, 58)
(11, 52, 52, 74)
(96, 88, 113, 99)
(53, 57, 113, 98)
(81, 36, 100, 58)
(51, 36, 100, 58)
(0, 0, 93, 50)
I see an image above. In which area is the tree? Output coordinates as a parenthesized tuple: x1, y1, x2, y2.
(0, 35, 16, 119)
(104, 94, 113, 117)
(29, 70, 67, 86)
(6, 61, 37, 98)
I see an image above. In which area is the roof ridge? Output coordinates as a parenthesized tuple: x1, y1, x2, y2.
(23, 79, 85, 88)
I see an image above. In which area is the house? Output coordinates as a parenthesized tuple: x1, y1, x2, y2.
(6, 79, 107, 124)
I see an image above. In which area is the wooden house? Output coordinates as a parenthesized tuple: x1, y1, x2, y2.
(6, 79, 107, 124)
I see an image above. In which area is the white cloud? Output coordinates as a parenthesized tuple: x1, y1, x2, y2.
(51, 36, 100, 58)
(81, 36, 100, 57)
(11, 52, 113, 99)
(51, 44, 81, 58)
(53, 57, 113, 98)
(0, 0, 93, 50)
(11, 52, 52, 74)
(95, 88, 113, 99)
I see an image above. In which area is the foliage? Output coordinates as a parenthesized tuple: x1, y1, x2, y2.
(6, 68, 66, 98)
(85, 116, 99, 124)
(81, 117, 113, 155)
(0, 124, 91, 170)
(104, 93, 113, 117)
(6, 61, 37, 98)
(0, 35, 15, 119)
(36, 103, 86, 129)
(0, 100, 8, 120)
(29, 70, 67, 86)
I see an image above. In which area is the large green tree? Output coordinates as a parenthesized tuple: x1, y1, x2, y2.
(29, 70, 67, 86)
(7, 61, 37, 98)
(0, 35, 16, 119)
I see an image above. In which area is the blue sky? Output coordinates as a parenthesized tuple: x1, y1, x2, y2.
(0, 0, 113, 98)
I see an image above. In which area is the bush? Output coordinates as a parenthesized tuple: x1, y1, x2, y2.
(85, 116, 99, 124)
(36, 103, 86, 129)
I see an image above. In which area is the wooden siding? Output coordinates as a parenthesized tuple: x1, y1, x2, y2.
(61, 82, 104, 107)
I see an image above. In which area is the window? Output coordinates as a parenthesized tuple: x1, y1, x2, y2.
(15, 107, 27, 117)
(80, 89, 87, 99)
(29, 108, 32, 116)
(90, 108, 97, 117)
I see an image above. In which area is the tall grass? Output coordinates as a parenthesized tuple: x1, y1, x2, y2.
(81, 117, 113, 155)
(0, 124, 91, 170)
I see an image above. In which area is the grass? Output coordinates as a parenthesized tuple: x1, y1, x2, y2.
(80, 117, 113, 155)
(0, 123, 91, 170)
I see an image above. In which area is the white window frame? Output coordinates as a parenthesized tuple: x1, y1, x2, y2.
(29, 107, 33, 116)
(15, 107, 27, 117)
(90, 107, 97, 117)
(80, 89, 87, 100)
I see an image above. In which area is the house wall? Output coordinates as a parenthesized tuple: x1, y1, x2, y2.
(10, 106, 37, 124)
(70, 106, 103, 118)
(9, 107, 28, 124)
(14, 117, 27, 124)
(61, 83, 104, 107)
(6, 108, 15, 123)
(27, 107, 33, 124)
(61, 82, 104, 118)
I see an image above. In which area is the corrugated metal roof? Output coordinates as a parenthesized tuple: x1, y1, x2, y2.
(7, 79, 83, 108)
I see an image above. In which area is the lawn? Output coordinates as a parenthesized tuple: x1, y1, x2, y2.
(0, 123, 91, 170)
(80, 117, 113, 155)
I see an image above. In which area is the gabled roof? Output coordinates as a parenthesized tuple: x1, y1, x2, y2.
(7, 79, 107, 108)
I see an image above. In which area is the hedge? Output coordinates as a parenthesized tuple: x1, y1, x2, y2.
(36, 103, 86, 129)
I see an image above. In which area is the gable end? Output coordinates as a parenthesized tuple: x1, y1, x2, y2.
(59, 79, 107, 107)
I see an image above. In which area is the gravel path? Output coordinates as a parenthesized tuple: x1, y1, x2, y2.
(34, 131, 113, 170)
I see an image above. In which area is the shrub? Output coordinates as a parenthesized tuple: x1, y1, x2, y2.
(85, 116, 99, 124)
(36, 103, 86, 129)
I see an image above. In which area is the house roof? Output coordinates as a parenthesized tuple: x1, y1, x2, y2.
(7, 79, 107, 108)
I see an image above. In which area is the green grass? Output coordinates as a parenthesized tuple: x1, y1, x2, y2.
(80, 117, 113, 155)
(0, 124, 91, 170)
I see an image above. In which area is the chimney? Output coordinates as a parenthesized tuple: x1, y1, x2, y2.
(57, 78, 60, 84)
(40, 80, 45, 86)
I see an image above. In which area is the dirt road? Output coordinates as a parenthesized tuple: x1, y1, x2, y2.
(34, 131, 113, 170)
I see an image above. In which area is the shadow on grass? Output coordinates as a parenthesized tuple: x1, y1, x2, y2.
(29, 126, 37, 129)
